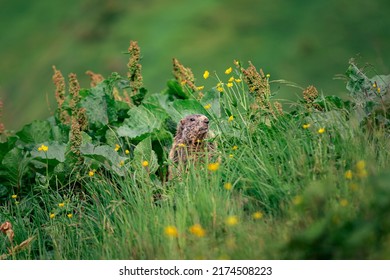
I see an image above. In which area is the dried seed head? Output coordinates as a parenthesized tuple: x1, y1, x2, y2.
(86, 70, 104, 87)
(172, 58, 197, 92)
(127, 40, 143, 93)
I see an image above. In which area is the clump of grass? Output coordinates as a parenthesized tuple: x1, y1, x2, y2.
(1, 49, 389, 259)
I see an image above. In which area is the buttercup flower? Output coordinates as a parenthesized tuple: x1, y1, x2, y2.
(228, 115, 234, 122)
(11, 194, 17, 199)
(49, 213, 55, 219)
(204, 104, 211, 110)
(196, 86, 204, 91)
(224, 182, 232, 190)
(318, 128, 325, 134)
(88, 170, 95, 177)
(189, 224, 205, 237)
(302, 124, 311, 129)
(225, 215, 238, 226)
(38, 144, 49, 152)
(225, 67, 232, 75)
(207, 162, 220, 172)
(67, 213, 73, 218)
(142, 160, 149, 167)
(252, 211, 263, 220)
(345, 170, 353, 180)
(58, 203, 65, 208)
(203, 70, 209, 79)
(125, 149, 130, 155)
(115, 144, 120, 152)
(164, 225, 178, 237)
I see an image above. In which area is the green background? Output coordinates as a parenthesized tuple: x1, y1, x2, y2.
(1, 0, 389, 130)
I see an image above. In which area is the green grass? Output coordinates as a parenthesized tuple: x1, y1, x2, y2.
(2, 95, 389, 259)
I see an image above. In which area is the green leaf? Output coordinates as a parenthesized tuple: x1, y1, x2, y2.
(30, 142, 67, 163)
(133, 136, 159, 174)
(166, 79, 191, 99)
(80, 83, 117, 128)
(80, 143, 127, 175)
(16, 120, 52, 144)
(1, 147, 27, 186)
(116, 105, 164, 139)
(171, 99, 209, 123)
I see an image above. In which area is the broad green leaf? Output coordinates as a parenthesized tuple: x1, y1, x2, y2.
(166, 79, 191, 99)
(171, 99, 209, 123)
(30, 142, 66, 163)
(80, 143, 127, 175)
(80, 83, 116, 128)
(133, 136, 159, 174)
(116, 105, 163, 139)
(1, 147, 26, 185)
(16, 120, 52, 144)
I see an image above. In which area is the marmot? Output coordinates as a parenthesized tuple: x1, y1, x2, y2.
(168, 114, 216, 179)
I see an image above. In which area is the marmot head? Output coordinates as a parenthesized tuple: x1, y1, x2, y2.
(176, 114, 209, 144)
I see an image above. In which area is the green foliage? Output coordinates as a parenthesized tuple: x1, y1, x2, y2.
(0, 51, 389, 260)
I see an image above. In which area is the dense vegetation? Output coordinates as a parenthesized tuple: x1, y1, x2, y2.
(0, 42, 389, 259)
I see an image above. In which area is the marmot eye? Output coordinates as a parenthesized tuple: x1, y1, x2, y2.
(190, 118, 195, 121)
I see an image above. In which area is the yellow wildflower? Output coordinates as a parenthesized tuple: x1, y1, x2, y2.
(142, 160, 149, 167)
(227, 82, 233, 88)
(49, 213, 55, 219)
(225, 215, 238, 226)
(377, 87, 381, 94)
(207, 162, 220, 172)
(119, 160, 125, 167)
(224, 182, 232, 190)
(196, 86, 204, 91)
(11, 194, 17, 199)
(125, 149, 130, 155)
(252, 211, 263, 220)
(38, 144, 49, 152)
(292, 195, 303, 205)
(235, 78, 242, 83)
(232, 145, 238, 150)
(302, 124, 311, 129)
(58, 203, 65, 208)
(203, 70, 210, 79)
(372, 82, 377, 88)
(266, 74, 271, 78)
(180, 80, 187, 86)
(228, 115, 234, 122)
(217, 86, 224, 92)
(233, 60, 240, 67)
(229, 154, 234, 158)
(340, 199, 348, 207)
(318, 128, 325, 134)
(164, 225, 178, 237)
(114, 144, 120, 152)
(225, 67, 232, 75)
(88, 170, 95, 177)
(67, 213, 73, 218)
(177, 143, 186, 148)
(345, 170, 353, 180)
(204, 104, 211, 110)
(356, 160, 365, 170)
(228, 76, 234, 82)
(189, 224, 205, 237)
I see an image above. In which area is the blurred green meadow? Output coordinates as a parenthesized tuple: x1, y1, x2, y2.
(1, 0, 389, 130)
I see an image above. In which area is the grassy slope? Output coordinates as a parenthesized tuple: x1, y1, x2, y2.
(1, 0, 389, 130)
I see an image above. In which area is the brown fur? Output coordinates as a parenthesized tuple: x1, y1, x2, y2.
(168, 114, 215, 179)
